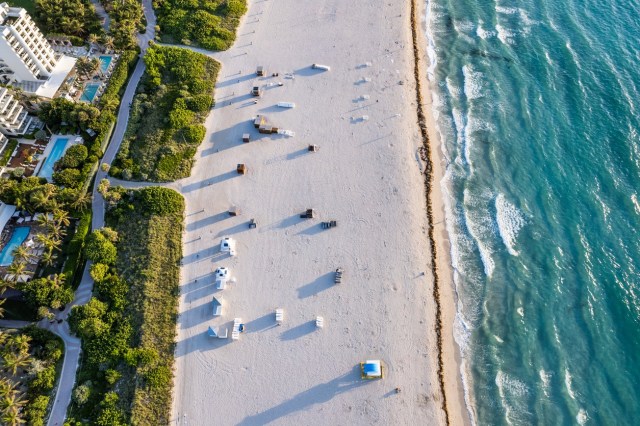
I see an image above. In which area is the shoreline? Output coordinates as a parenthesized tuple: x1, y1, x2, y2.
(411, 0, 470, 425)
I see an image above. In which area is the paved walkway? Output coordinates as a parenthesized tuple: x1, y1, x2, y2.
(42, 3, 158, 424)
(89, 0, 110, 31)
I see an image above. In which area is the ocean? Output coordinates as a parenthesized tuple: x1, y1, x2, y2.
(424, 0, 640, 424)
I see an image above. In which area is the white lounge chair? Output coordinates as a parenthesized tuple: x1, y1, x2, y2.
(275, 309, 284, 325)
(232, 318, 243, 340)
(316, 316, 324, 328)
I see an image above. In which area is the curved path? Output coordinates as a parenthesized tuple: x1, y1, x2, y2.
(41, 2, 157, 425)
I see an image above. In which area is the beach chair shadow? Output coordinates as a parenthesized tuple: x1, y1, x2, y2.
(297, 272, 334, 299)
(186, 211, 230, 231)
(237, 368, 366, 425)
(279, 321, 316, 341)
(180, 171, 238, 192)
(201, 121, 254, 156)
(296, 224, 325, 236)
(245, 313, 278, 333)
(286, 148, 309, 161)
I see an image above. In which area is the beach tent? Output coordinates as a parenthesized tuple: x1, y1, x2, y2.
(212, 296, 223, 316)
(220, 238, 237, 256)
(360, 360, 383, 380)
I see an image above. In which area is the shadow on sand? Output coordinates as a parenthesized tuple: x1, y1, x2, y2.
(180, 171, 238, 192)
(297, 272, 334, 299)
(237, 368, 367, 425)
(201, 121, 255, 155)
(280, 321, 316, 341)
(186, 211, 230, 231)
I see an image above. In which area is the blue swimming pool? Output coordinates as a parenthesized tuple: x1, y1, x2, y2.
(80, 83, 100, 103)
(99, 55, 112, 73)
(0, 227, 30, 266)
(38, 137, 70, 180)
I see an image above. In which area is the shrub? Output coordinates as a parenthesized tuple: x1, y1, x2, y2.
(31, 365, 56, 392)
(58, 145, 88, 168)
(90, 263, 109, 282)
(84, 230, 117, 265)
(135, 187, 184, 215)
(181, 124, 206, 144)
(26, 395, 49, 426)
(187, 94, 212, 112)
(52, 168, 83, 188)
(73, 383, 91, 405)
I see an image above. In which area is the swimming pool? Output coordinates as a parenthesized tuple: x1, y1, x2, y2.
(0, 227, 30, 266)
(99, 55, 112, 73)
(38, 137, 70, 180)
(80, 83, 100, 102)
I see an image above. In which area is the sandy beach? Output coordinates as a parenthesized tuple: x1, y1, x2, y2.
(171, 0, 464, 424)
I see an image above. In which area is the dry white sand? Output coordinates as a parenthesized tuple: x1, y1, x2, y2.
(171, 0, 459, 424)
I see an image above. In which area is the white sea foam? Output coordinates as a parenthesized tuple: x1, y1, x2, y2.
(476, 26, 495, 40)
(454, 19, 475, 33)
(539, 369, 551, 397)
(496, 24, 516, 45)
(577, 408, 589, 425)
(631, 193, 640, 215)
(495, 193, 525, 255)
(424, 0, 439, 81)
(462, 64, 484, 100)
(495, 5, 519, 15)
(565, 369, 577, 400)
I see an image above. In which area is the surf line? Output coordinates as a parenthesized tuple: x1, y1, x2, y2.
(409, 0, 450, 424)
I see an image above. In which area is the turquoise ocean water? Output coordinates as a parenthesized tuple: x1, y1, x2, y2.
(424, 0, 640, 423)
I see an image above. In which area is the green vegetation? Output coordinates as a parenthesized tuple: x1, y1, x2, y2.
(103, 0, 144, 49)
(155, 0, 246, 50)
(33, 0, 103, 39)
(67, 187, 183, 424)
(7, 0, 35, 15)
(0, 139, 18, 167)
(0, 319, 64, 426)
(112, 46, 219, 181)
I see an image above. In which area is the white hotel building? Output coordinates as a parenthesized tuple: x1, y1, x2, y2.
(0, 2, 75, 135)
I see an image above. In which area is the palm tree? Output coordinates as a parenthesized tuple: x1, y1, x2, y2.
(40, 250, 57, 267)
(30, 184, 57, 210)
(102, 35, 115, 51)
(6, 262, 26, 282)
(0, 299, 5, 319)
(36, 214, 54, 229)
(1, 406, 25, 426)
(88, 33, 99, 53)
(0, 377, 17, 398)
(52, 209, 70, 228)
(2, 351, 30, 375)
(70, 191, 92, 212)
(10, 246, 32, 265)
(36, 236, 61, 254)
(8, 335, 30, 356)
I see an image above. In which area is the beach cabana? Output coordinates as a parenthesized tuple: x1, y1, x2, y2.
(237, 164, 246, 174)
(256, 66, 265, 76)
(360, 360, 383, 380)
(220, 237, 237, 256)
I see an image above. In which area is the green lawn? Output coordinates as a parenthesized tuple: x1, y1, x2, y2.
(0, 138, 18, 167)
(7, 0, 35, 14)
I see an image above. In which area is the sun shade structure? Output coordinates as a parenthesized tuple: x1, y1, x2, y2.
(212, 296, 222, 316)
(360, 360, 383, 379)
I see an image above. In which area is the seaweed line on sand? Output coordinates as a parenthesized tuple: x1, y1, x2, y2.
(409, 0, 450, 423)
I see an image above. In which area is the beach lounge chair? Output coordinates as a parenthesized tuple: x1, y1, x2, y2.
(249, 218, 257, 229)
(300, 209, 314, 219)
(334, 268, 343, 284)
(316, 316, 324, 328)
(207, 326, 218, 337)
(232, 318, 243, 340)
(275, 308, 284, 325)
